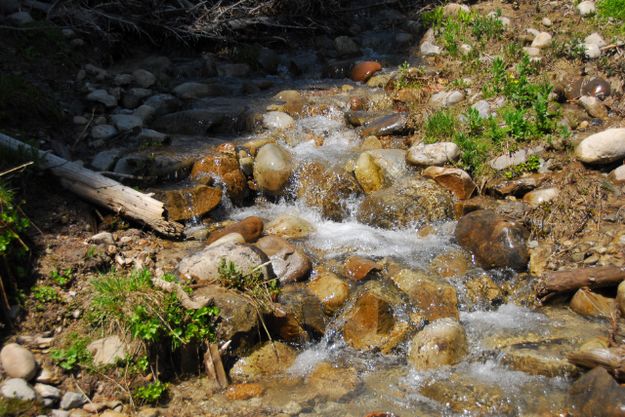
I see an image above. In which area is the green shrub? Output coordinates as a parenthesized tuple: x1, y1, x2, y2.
(134, 380, 168, 404)
(424, 110, 457, 143)
(50, 334, 92, 372)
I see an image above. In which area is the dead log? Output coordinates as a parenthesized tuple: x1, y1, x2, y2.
(537, 266, 625, 300)
(0, 133, 184, 238)
(568, 348, 625, 381)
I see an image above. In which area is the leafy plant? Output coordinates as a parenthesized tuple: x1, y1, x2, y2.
(134, 380, 168, 404)
(424, 110, 457, 143)
(218, 259, 279, 309)
(51, 268, 73, 287)
(32, 285, 59, 307)
(503, 155, 542, 179)
(0, 184, 29, 255)
(50, 334, 92, 372)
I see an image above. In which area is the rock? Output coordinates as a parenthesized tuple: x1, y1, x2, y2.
(132, 69, 156, 88)
(144, 94, 180, 116)
(51, 410, 71, 417)
(489, 175, 541, 197)
(489, 146, 543, 170)
(575, 128, 625, 164)
(86, 89, 117, 108)
(110, 114, 142, 131)
(542, 17, 552, 26)
(361, 113, 409, 137)
(471, 100, 491, 118)
(420, 29, 441, 56)
(60, 392, 88, 410)
(429, 250, 471, 278)
(172, 82, 216, 99)
(430, 90, 465, 108)
(1, 378, 36, 401)
(442, 3, 470, 15)
(577, 1, 596, 16)
(216, 63, 250, 77)
(523, 46, 541, 57)
(585, 43, 602, 59)
(295, 162, 362, 221)
(154, 184, 221, 222)
(569, 367, 625, 416)
(334, 36, 360, 56)
(87, 335, 128, 366)
(351, 61, 382, 82)
(230, 342, 296, 382)
(307, 271, 350, 314)
(585, 32, 607, 48)
(113, 73, 134, 86)
(522, 187, 559, 207)
(391, 269, 458, 321)
(357, 177, 453, 229)
(407, 142, 461, 166)
(341, 281, 410, 353)
(8, 11, 33, 26)
(177, 242, 270, 282)
(207, 216, 264, 245)
(122, 87, 152, 109)
(190, 149, 248, 204)
(193, 285, 257, 341)
(88, 231, 114, 245)
(253, 143, 293, 194)
(570, 288, 614, 318)
(455, 210, 529, 271)
(343, 256, 381, 281)
(582, 77, 611, 99)
(225, 383, 264, 400)
(135, 129, 169, 146)
(262, 111, 294, 130)
(34, 383, 61, 401)
(422, 166, 475, 200)
(91, 124, 118, 141)
(307, 362, 359, 401)
(269, 285, 326, 340)
(1, 343, 37, 380)
(609, 165, 625, 184)
(408, 318, 468, 370)
(531, 32, 552, 48)
(271, 90, 305, 116)
(579, 95, 608, 119)
(354, 152, 385, 193)
(256, 236, 311, 283)
(265, 215, 314, 239)
(207, 232, 245, 248)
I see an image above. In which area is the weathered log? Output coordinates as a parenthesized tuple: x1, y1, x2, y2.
(536, 266, 625, 299)
(0, 133, 184, 238)
(568, 348, 625, 381)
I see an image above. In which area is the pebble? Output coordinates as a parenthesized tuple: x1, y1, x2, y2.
(86, 89, 117, 108)
(34, 383, 61, 400)
(542, 17, 552, 27)
(575, 128, 625, 164)
(1, 378, 36, 401)
(132, 69, 156, 88)
(577, 1, 596, 16)
(523, 46, 541, 57)
(531, 32, 552, 48)
(471, 100, 490, 118)
(585, 32, 607, 48)
(584, 43, 602, 59)
(60, 392, 88, 410)
(262, 111, 294, 130)
(406, 142, 461, 166)
(430, 90, 465, 108)
(522, 187, 559, 207)
(0, 343, 38, 380)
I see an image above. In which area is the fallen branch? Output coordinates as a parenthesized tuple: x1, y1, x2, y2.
(151, 276, 212, 310)
(0, 133, 184, 238)
(568, 347, 625, 381)
(536, 266, 625, 300)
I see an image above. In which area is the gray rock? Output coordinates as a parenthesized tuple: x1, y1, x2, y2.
(531, 32, 552, 48)
(216, 63, 250, 77)
(132, 69, 156, 88)
(575, 128, 625, 164)
(51, 410, 70, 417)
(34, 383, 61, 400)
(91, 149, 122, 171)
(584, 43, 602, 59)
(430, 90, 465, 107)
(577, 0, 596, 16)
(173, 82, 216, 99)
(135, 129, 169, 145)
(471, 100, 491, 118)
(420, 28, 441, 56)
(133, 105, 155, 123)
(406, 142, 460, 166)
(60, 392, 88, 410)
(144, 94, 180, 116)
(111, 114, 143, 131)
(262, 111, 294, 130)
(87, 335, 127, 366)
(91, 124, 118, 141)
(88, 231, 114, 245)
(86, 89, 117, 108)
(8, 11, 33, 26)
(1, 343, 37, 380)
(1, 378, 36, 401)
(489, 146, 543, 170)
(122, 87, 152, 109)
(113, 73, 134, 86)
(585, 32, 607, 48)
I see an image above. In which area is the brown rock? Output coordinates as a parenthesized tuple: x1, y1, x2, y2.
(349, 96, 366, 111)
(343, 256, 381, 281)
(265, 214, 314, 239)
(422, 166, 476, 200)
(155, 184, 221, 222)
(307, 362, 359, 401)
(351, 61, 382, 83)
(569, 367, 625, 417)
(268, 285, 326, 341)
(408, 318, 468, 370)
(361, 112, 409, 137)
(570, 288, 615, 318)
(207, 216, 263, 244)
(390, 269, 459, 321)
(455, 210, 529, 271)
(224, 383, 264, 400)
(190, 150, 248, 204)
(256, 236, 311, 283)
(229, 342, 297, 382)
(429, 250, 472, 278)
(488, 175, 542, 197)
(308, 270, 350, 314)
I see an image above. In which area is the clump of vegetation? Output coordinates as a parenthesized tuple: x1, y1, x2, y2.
(134, 380, 168, 404)
(51, 268, 73, 287)
(597, 0, 625, 21)
(31, 285, 59, 310)
(50, 333, 93, 372)
(503, 155, 542, 179)
(0, 397, 42, 417)
(218, 259, 279, 310)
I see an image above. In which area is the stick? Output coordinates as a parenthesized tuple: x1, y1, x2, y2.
(536, 266, 625, 299)
(0, 133, 184, 238)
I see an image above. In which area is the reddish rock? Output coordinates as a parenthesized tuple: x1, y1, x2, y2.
(224, 383, 264, 400)
(351, 61, 382, 83)
(207, 216, 263, 244)
(422, 166, 476, 200)
(343, 256, 381, 281)
(155, 184, 222, 222)
(350, 96, 366, 111)
(190, 148, 248, 203)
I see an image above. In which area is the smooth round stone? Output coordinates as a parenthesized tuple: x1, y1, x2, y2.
(265, 214, 314, 239)
(1, 343, 37, 380)
(351, 61, 382, 83)
(542, 17, 552, 26)
(585, 32, 606, 48)
(522, 187, 559, 207)
(262, 111, 294, 130)
(253, 143, 293, 193)
(577, 1, 596, 16)
(406, 142, 461, 166)
(582, 77, 611, 99)
(585, 43, 602, 59)
(531, 32, 552, 48)
(575, 128, 625, 164)
(408, 318, 468, 370)
(91, 124, 118, 140)
(608, 165, 625, 184)
(430, 90, 465, 107)
(1, 378, 36, 401)
(132, 69, 156, 88)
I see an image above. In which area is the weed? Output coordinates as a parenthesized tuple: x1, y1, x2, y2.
(0, 183, 29, 255)
(51, 268, 73, 287)
(50, 334, 92, 372)
(218, 259, 279, 310)
(85, 246, 97, 259)
(554, 37, 587, 60)
(597, 0, 625, 21)
(134, 380, 168, 404)
(424, 110, 457, 143)
(503, 155, 542, 179)
(394, 62, 424, 90)
(32, 285, 59, 307)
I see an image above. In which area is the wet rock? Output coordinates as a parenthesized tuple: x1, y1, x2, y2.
(265, 215, 314, 239)
(87, 89, 117, 108)
(429, 250, 472, 278)
(60, 392, 88, 410)
(190, 149, 248, 204)
(341, 281, 410, 353)
(609, 165, 625, 184)
(455, 210, 529, 271)
(579, 95, 608, 119)
(1, 378, 36, 401)
(144, 94, 180, 116)
(307, 362, 359, 401)
(408, 318, 467, 370)
(365, 149, 408, 180)
(351, 61, 382, 82)
(256, 236, 311, 284)
(361, 113, 409, 137)
(270, 285, 326, 340)
(361, 136, 382, 150)
(582, 77, 611, 99)
(391, 269, 458, 321)
(194, 285, 257, 341)
(87, 335, 128, 366)
(577, 1, 596, 16)
(295, 162, 362, 221)
(173, 82, 216, 99)
(430, 90, 465, 108)
(569, 367, 625, 416)
(343, 256, 381, 281)
(111, 114, 142, 131)
(155, 184, 221, 222)
(422, 166, 475, 200)
(177, 242, 270, 282)
(346, 111, 382, 127)
(230, 342, 296, 382)
(122, 87, 152, 109)
(522, 187, 559, 207)
(1, 343, 37, 381)
(501, 341, 580, 378)
(253, 143, 293, 194)
(307, 270, 350, 314)
(354, 153, 385, 193)
(225, 383, 264, 400)
(134, 104, 156, 123)
(575, 128, 625, 164)
(570, 288, 614, 318)
(334, 36, 360, 56)
(132, 69, 156, 88)
(407, 142, 460, 166)
(135, 128, 169, 146)
(263, 111, 294, 130)
(531, 32, 552, 48)
(207, 232, 245, 248)
(358, 177, 453, 229)
(206, 216, 264, 245)
(489, 175, 541, 197)
(272, 90, 305, 116)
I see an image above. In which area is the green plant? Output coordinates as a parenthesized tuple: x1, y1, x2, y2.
(51, 268, 73, 287)
(598, 0, 625, 21)
(424, 110, 457, 143)
(503, 155, 542, 179)
(0, 397, 41, 417)
(0, 184, 29, 255)
(554, 37, 587, 60)
(85, 246, 97, 259)
(218, 259, 279, 309)
(32, 285, 59, 306)
(471, 11, 504, 42)
(50, 334, 92, 371)
(134, 380, 168, 404)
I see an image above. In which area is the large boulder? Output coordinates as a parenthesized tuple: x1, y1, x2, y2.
(253, 143, 294, 194)
(357, 177, 453, 229)
(569, 367, 625, 417)
(0, 343, 37, 381)
(575, 128, 625, 165)
(455, 210, 529, 271)
(390, 269, 459, 321)
(229, 342, 297, 382)
(256, 236, 311, 284)
(190, 146, 248, 204)
(408, 318, 468, 370)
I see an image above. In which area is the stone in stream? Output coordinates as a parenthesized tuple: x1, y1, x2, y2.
(391, 269, 459, 321)
(307, 270, 350, 314)
(407, 318, 468, 370)
(488, 175, 542, 197)
(360, 112, 409, 137)
(271, 90, 305, 116)
(345, 111, 383, 127)
(351, 61, 382, 83)
(177, 242, 271, 282)
(455, 210, 529, 271)
(570, 288, 615, 318)
(575, 128, 625, 164)
(154, 184, 222, 222)
(579, 95, 608, 119)
(122, 87, 152, 109)
(224, 383, 264, 400)
(569, 367, 625, 417)
(406, 142, 461, 166)
(343, 256, 381, 281)
(0, 343, 37, 381)
(253, 143, 293, 194)
(0, 378, 36, 401)
(617, 281, 625, 316)
(267, 285, 326, 341)
(307, 362, 359, 401)
(429, 250, 472, 278)
(262, 111, 295, 130)
(190, 146, 248, 204)
(354, 152, 388, 193)
(256, 236, 311, 284)
(207, 232, 245, 248)
(357, 177, 453, 229)
(206, 216, 264, 244)
(265, 214, 314, 239)
(422, 166, 476, 200)
(229, 342, 297, 382)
